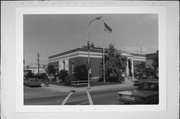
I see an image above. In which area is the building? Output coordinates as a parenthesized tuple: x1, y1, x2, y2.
(49, 47, 146, 79)
(145, 51, 158, 68)
(24, 63, 46, 74)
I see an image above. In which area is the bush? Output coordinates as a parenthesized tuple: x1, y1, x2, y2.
(106, 75, 124, 82)
(59, 70, 68, 82)
(98, 75, 124, 83)
(25, 70, 33, 78)
(106, 76, 117, 82)
(64, 74, 76, 85)
(74, 65, 88, 80)
(47, 65, 57, 75)
(98, 76, 103, 82)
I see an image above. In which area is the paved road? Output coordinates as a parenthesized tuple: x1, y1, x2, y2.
(89, 86, 136, 105)
(24, 85, 136, 105)
(25, 95, 67, 105)
(65, 92, 89, 105)
(24, 86, 69, 105)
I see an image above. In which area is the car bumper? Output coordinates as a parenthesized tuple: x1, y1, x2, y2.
(118, 97, 137, 104)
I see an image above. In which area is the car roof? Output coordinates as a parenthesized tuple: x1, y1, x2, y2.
(118, 90, 158, 97)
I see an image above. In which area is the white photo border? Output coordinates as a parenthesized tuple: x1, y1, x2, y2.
(15, 7, 166, 112)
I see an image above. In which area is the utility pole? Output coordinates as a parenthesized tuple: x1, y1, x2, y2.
(140, 45, 142, 55)
(37, 52, 40, 78)
(140, 39, 143, 55)
(102, 48, 106, 83)
(23, 59, 25, 70)
(140, 39, 143, 80)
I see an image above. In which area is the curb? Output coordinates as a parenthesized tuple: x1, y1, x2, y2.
(45, 84, 134, 93)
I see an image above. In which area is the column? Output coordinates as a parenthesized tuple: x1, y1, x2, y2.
(71, 62, 74, 74)
(126, 58, 129, 76)
(131, 58, 134, 77)
(59, 61, 62, 71)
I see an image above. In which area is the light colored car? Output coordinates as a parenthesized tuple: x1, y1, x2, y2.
(25, 78, 42, 87)
(118, 80, 159, 104)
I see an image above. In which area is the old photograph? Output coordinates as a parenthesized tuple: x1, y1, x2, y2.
(23, 14, 159, 105)
(2, 1, 180, 118)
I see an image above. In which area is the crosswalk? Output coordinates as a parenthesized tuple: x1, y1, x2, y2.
(61, 91, 92, 105)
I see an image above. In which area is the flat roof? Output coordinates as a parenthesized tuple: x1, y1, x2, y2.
(49, 47, 102, 59)
(49, 47, 151, 59)
(131, 53, 146, 57)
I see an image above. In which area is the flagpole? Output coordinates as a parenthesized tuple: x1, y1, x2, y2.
(87, 16, 102, 90)
(88, 16, 112, 84)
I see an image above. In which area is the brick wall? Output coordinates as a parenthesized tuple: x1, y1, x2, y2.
(69, 57, 102, 78)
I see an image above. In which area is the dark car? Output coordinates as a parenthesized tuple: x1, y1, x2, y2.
(25, 78, 42, 87)
(24, 78, 29, 86)
(118, 80, 159, 104)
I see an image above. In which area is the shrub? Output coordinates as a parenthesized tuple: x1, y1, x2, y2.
(59, 70, 68, 82)
(105, 73, 124, 82)
(25, 70, 33, 78)
(47, 65, 55, 75)
(64, 74, 76, 85)
(98, 75, 103, 82)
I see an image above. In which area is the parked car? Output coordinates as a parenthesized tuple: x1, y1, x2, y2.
(25, 78, 42, 87)
(118, 80, 159, 104)
(24, 78, 29, 86)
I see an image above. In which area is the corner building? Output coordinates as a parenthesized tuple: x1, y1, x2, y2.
(49, 47, 146, 79)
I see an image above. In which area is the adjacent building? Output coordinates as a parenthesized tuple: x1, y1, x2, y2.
(24, 64, 46, 74)
(145, 51, 158, 68)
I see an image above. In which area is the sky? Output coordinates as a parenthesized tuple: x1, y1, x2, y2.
(24, 14, 158, 65)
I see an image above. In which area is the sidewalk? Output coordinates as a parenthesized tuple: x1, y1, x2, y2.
(42, 83, 134, 93)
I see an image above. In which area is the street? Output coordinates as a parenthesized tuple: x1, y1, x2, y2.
(24, 85, 136, 105)
(65, 92, 89, 105)
(24, 86, 69, 105)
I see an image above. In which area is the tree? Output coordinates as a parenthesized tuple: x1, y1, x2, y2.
(134, 62, 146, 79)
(47, 65, 56, 75)
(152, 51, 158, 69)
(152, 51, 159, 79)
(104, 44, 127, 82)
(64, 74, 76, 85)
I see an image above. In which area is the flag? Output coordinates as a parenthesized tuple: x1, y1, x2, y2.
(88, 16, 102, 25)
(104, 22, 112, 33)
(88, 16, 112, 33)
